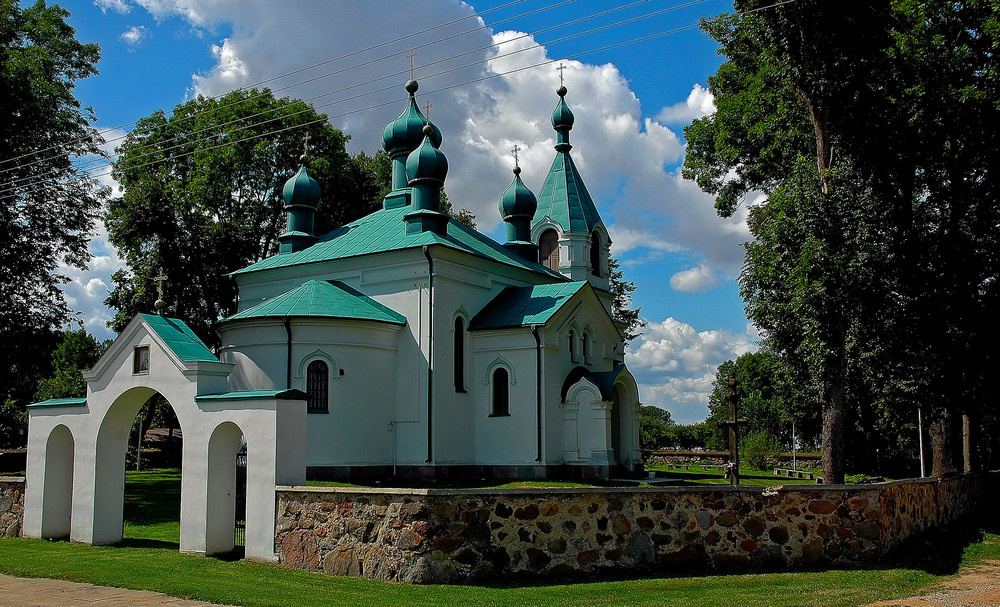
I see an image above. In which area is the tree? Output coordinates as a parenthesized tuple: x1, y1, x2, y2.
(34, 328, 107, 401)
(439, 190, 477, 229)
(638, 405, 674, 450)
(107, 89, 389, 345)
(0, 0, 106, 446)
(609, 257, 644, 345)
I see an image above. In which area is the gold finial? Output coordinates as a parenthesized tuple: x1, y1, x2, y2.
(153, 267, 167, 315)
(511, 144, 521, 168)
(423, 100, 433, 119)
(407, 49, 417, 80)
(557, 62, 567, 87)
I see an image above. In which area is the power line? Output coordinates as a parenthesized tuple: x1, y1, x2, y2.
(0, 0, 704, 192)
(0, 0, 796, 203)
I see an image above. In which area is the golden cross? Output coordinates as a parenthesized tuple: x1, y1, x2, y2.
(423, 100, 433, 119)
(511, 144, 521, 167)
(407, 49, 417, 80)
(153, 267, 167, 301)
(557, 62, 567, 86)
(302, 132, 311, 158)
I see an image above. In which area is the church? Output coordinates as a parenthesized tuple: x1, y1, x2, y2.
(22, 79, 641, 560)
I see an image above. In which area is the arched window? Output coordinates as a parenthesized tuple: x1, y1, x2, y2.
(590, 231, 602, 276)
(491, 367, 510, 416)
(539, 229, 559, 270)
(454, 316, 466, 392)
(568, 330, 577, 362)
(583, 333, 591, 364)
(306, 360, 329, 413)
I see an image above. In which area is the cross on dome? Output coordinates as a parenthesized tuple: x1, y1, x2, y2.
(556, 62, 567, 86)
(153, 267, 167, 314)
(511, 144, 521, 168)
(423, 100, 433, 119)
(407, 49, 417, 80)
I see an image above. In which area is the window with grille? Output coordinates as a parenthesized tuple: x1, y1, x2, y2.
(306, 360, 329, 413)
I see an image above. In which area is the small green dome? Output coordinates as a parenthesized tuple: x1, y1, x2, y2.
(551, 86, 575, 131)
(499, 166, 537, 219)
(406, 124, 448, 184)
(282, 163, 321, 208)
(381, 80, 442, 157)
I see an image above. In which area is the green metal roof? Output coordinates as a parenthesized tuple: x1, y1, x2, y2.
(531, 150, 602, 234)
(195, 389, 308, 402)
(223, 279, 405, 325)
(233, 205, 565, 279)
(28, 397, 87, 409)
(139, 313, 218, 363)
(469, 281, 589, 330)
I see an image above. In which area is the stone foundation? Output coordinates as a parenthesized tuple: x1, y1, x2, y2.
(0, 477, 25, 538)
(275, 474, 991, 584)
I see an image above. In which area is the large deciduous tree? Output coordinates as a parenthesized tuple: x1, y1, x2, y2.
(686, 0, 1000, 480)
(107, 89, 390, 346)
(0, 0, 106, 446)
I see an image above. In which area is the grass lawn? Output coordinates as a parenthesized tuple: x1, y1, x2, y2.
(1, 468, 997, 607)
(646, 465, 825, 487)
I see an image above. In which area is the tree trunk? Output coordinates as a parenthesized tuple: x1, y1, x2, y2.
(821, 343, 848, 484)
(929, 416, 958, 477)
(962, 414, 974, 473)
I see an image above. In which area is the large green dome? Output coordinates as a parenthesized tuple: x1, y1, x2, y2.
(406, 124, 448, 184)
(282, 164, 321, 209)
(381, 80, 442, 158)
(499, 166, 537, 220)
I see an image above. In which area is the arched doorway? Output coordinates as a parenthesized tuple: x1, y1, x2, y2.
(611, 385, 623, 467)
(93, 387, 183, 545)
(206, 421, 245, 555)
(40, 424, 74, 539)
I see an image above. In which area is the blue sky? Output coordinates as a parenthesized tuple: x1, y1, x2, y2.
(56, 0, 755, 423)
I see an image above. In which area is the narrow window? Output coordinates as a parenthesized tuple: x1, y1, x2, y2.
(590, 231, 602, 276)
(569, 330, 577, 362)
(491, 367, 510, 416)
(583, 333, 591, 364)
(454, 317, 466, 392)
(306, 360, 329, 413)
(539, 229, 559, 270)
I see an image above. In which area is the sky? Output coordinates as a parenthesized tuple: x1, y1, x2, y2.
(55, 0, 757, 423)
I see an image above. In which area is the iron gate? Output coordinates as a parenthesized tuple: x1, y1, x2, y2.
(235, 447, 247, 548)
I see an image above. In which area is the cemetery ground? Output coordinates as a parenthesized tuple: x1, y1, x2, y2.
(2, 469, 999, 606)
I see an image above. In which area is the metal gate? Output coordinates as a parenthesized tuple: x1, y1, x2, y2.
(235, 446, 247, 548)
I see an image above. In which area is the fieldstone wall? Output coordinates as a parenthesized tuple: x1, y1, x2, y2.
(0, 477, 25, 538)
(275, 474, 991, 584)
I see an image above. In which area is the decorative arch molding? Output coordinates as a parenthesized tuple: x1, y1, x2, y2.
(452, 306, 471, 325)
(295, 349, 341, 381)
(564, 377, 604, 409)
(483, 355, 516, 386)
(530, 217, 564, 243)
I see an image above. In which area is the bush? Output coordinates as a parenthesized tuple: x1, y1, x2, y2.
(741, 431, 780, 470)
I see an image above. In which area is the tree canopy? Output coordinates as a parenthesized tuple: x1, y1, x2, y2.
(686, 0, 1000, 481)
(106, 89, 391, 345)
(0, 0, 106, 446)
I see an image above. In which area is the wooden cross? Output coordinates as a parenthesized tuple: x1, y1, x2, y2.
(511, 144, 521, 168)
(423, 100, 433, 119)
(556, 62, 567, 86)
(407, 49, 417, 80)
(719, 378, 748, 486)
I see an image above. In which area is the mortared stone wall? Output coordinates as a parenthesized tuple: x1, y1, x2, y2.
(0, 477, 25, 538)
(275, 474, 991, 584)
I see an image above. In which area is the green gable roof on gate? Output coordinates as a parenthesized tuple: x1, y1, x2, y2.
(469, 281, 589, 330)
(232, 205, 566, 279)
(223, 279, 406, 325)
(531, 143, 602, 234)
(28, 397, 87, 409)
(139, 313, 218, 363)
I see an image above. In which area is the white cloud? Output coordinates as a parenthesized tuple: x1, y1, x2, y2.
(656, 83, 715, 124)
(95, 0, 131, 14)
(627, 317, 757, 423)
(120, 25, 149, 48)
(669, 264, 721, 293)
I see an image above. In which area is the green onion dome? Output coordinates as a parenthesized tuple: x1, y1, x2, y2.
(282, 162, 321, 209)
(499, 166, 538, 220)
(406, 124, 448, 184)
(551, 85, 575, 131)
(381, 80, 442, 158)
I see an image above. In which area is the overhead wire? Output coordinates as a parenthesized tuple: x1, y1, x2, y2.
(0, 0, 797, 203)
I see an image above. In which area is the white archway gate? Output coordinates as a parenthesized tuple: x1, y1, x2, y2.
(23, 314, 306, 561)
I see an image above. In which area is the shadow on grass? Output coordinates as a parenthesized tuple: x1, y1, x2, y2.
(124, 468, 181, 525)
(881, 512, 1000, 576)
(120, 537, 180, 550)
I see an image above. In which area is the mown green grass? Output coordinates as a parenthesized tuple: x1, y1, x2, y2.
(647, 465, 822, 486)
(2, 468, 997, 607)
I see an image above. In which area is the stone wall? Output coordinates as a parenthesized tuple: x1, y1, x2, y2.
(275, 474, 991, 584)
(0, 477, 25, 538)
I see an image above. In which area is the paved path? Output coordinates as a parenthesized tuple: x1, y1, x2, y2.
(866, 560, 1000, 607)
(0, 574, 237, 607)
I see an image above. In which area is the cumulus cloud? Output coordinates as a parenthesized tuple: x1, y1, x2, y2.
(120, 25, 149, 48)
(95, 0, 131, 14)
(627, 317, 757, 423)
(669, 264, 721, 293)
(657, 83, 715, 124)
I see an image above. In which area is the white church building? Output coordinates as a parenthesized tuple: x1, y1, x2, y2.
(22, 81, 641, 561)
